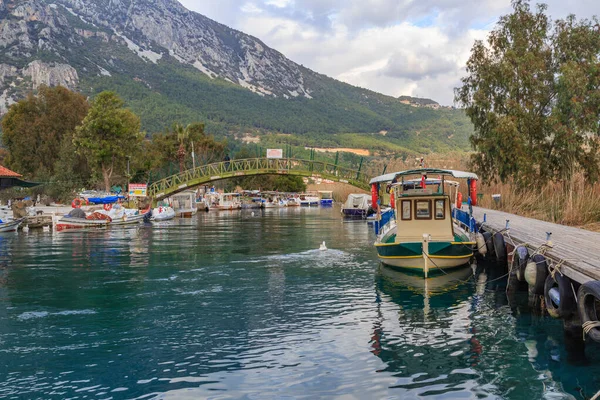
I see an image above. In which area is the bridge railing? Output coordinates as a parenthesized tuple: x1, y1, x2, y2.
(148, 158, 370, 199)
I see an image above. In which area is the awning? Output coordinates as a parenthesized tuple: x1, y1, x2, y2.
(0, 177, 41, 189)
(370, 168, 479, 184)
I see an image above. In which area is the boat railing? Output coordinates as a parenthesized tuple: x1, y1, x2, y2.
(374, 208, 395, 235)
(452, 208, 476, 233)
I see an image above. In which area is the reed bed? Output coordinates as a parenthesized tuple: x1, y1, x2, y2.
(478, 175, 600, 230)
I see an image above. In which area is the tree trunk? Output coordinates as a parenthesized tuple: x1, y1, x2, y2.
(102, 164, 112, 193)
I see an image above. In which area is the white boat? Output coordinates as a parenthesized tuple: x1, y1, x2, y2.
(261, 192, 281, 208)
(170, 190, 198, 218)
(341, 194, 372, 217)
(0, 218, 23, 232)
(216, 193, 242, 210)
(55, 212, 111, 232)
(285, 196, 301, 207)
(299, 192, 319, 206)
(151, 206, 176, 221)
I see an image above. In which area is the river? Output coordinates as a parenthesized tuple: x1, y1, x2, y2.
(0, 206, 599, 399)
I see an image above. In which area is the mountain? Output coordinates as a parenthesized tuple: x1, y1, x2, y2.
(0, 0, 473, 155)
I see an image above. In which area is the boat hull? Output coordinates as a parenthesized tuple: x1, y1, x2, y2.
(56, 217, 110, 232)
(342, 208, 368, 217)
(376, 240, 473, 273)
(0, 219, 23, 232)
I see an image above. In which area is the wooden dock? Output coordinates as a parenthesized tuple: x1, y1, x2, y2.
(472, 207, 600, 284)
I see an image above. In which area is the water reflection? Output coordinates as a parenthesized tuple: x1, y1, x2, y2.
(0, 208, 598, 399)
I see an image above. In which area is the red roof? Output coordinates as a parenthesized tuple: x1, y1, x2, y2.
(0, 165, 22, 178)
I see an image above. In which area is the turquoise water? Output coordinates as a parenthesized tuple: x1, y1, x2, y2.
(0, 206, 599, 399)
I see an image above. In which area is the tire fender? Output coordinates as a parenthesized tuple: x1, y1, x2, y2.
(514, 246, 529, 281)
(492, 232, 506, 265)
(544, 271, 576, 319)
(577, 280, 600, 342)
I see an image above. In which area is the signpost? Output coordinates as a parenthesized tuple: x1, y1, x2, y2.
(267, 149, 283, 159)
(128, 183, 148, 197)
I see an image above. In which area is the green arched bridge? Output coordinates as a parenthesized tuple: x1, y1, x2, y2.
(148, 158, 371, 199)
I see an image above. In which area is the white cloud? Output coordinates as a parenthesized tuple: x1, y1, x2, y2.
(178, 0, 600, 105)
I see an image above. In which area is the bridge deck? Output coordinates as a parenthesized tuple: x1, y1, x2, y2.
(472, 206, 600, 283)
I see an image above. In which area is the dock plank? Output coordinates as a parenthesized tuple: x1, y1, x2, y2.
(472, 207, 600, 283)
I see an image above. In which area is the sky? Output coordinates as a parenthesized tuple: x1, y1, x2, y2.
(178, 0, 600, 105)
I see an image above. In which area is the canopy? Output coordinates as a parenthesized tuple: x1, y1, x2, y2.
(343, 193, 371, 210)
(87, 195, 126, 204)
(370, 168, 478, 184)
(0, 177, 41, 190)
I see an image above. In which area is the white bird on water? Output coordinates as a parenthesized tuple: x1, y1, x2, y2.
(319, 241, 327, 251)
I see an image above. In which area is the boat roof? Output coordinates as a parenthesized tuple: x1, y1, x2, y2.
(397, 178, 460, 187)
(369, 168, 478, 184)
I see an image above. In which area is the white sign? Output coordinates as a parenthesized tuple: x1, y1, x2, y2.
(267, 149, 283, 159)
(128, 183, 147, 197)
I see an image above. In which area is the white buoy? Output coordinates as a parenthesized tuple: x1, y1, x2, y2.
(42, 225, 50, 232)
(319, 241, 327, 251)
(22, 225, 29, 233)
(251, 212, 255, 217)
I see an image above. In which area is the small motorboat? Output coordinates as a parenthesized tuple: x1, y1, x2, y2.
(55, 209, 111, 232)
(0, 218, 23, 232)
(150, 206, 176, 222)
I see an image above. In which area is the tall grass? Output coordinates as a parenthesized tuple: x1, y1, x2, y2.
(479, 174, 600, 228)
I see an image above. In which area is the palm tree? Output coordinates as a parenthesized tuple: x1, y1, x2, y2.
(175, 123, 190, 173)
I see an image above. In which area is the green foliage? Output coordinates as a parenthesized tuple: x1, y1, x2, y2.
(229, 175, 306, 193)
(68, 31, 473, 154)
(74, 91, 142, 191)
(455, 0, 600, 185)
(0, 86, 89, 179)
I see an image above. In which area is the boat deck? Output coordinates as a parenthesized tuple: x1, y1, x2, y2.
(472, 206, 600, 283)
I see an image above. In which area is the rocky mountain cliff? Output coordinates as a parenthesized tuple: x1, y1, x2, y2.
(0, 0, 473, 154)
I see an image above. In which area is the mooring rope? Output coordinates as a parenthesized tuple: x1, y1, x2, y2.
(582, 321, 600, 341)
(591, 389, 600, 400)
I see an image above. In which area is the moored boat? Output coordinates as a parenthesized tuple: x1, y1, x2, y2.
(170, 190, 198, 218)
(0, 218, 23, 232)
(216, 193, 242, 210)
(372, 168, 477, 278)
(319, 191, 334, 206)
(299, 192, 319, 206)
(55, 209, 111, 232)
(151, 206, 176, 222)
(341, 194, 371, 217)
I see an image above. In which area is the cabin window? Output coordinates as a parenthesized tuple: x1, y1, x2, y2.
(435, 199, 445, 220)
(415, 200, 432, 219)
(401, 200, 412, 220)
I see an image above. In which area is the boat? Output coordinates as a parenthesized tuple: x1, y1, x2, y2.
(55, 209, 111, 232)
(261, 192, 281, 209)
(372, 168, 478, 278)
(170, 190, 197, 218)
(150, 205, 176, 222)
(0, 218, 23, 232)
(341, 194, 372, 217)
(215, 193, 242, 210)
(319, 191, 334, 206)
(299, 192, 319, 206)
(285, 195, 301, 207)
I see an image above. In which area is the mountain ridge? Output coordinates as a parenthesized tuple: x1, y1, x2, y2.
(0, 0, 473, 155)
